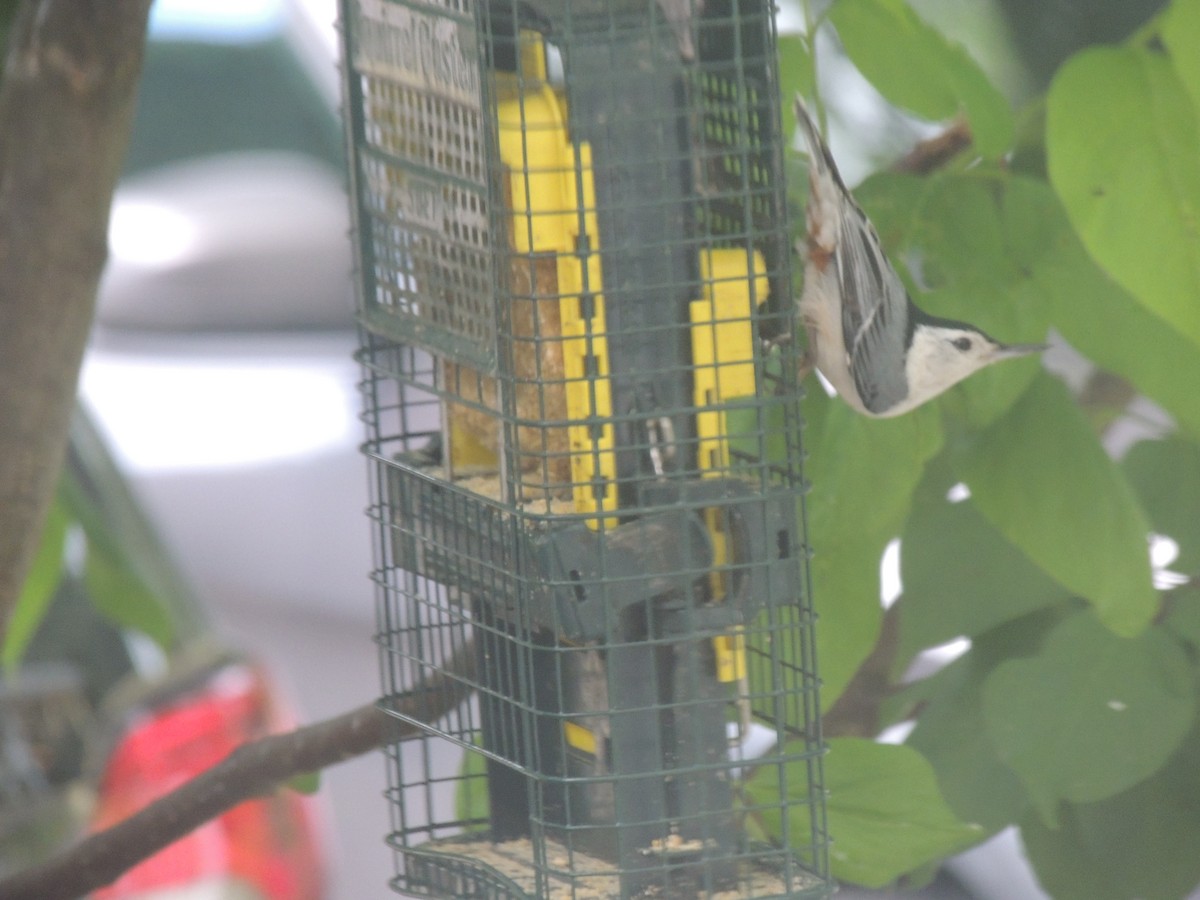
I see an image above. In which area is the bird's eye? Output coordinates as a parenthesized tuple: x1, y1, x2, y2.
(952, 337, 973, 352)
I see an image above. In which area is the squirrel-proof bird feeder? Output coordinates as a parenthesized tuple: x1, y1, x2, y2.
(339, 0, 831, 896)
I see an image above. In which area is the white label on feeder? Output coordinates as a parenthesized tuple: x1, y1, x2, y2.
(352, 0, 482, 107)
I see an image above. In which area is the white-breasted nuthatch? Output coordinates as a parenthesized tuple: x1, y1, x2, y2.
(794, 97, 1045, 417)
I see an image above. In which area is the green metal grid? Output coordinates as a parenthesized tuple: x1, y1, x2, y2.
(341, 0, 831, 896)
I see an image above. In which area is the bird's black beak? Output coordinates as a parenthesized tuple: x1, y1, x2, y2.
(995, 341, 1049, 360)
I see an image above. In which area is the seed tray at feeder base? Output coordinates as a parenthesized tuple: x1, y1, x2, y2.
(396, 834, 829, 900)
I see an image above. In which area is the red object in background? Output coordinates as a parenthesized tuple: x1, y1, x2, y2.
(90, 662, 324, 899)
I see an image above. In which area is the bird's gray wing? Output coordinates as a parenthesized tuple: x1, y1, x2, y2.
(836, 206, 912, 414)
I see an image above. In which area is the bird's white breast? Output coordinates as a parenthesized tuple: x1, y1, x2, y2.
(798, 269, 873, 416)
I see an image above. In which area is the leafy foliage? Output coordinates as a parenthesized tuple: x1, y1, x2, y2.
(1123, 437, 1200, 572)
(761, 0, 1200, 890)
(3, 497, 71, 670)
(902, 609, 1064, 833)
(802, 388, 943, 705)
(746, 738, 983, 888)
(983, 611, 1195, 824)
(898, 460, 1065, 664)
(1048, 45, 1200, 350)
(954, 372, 1156, 636)
(58, 471, 176, 652)
(828, 0, 1014, 156)
(5, 465, 175, 669)
(1019, 713, 1200, 900)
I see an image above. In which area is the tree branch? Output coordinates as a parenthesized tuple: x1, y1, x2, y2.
(822, 603, 902, 738)
(0, 641, 477, 900)
(891, 118, 974, 175)
(0, 0, 153, 633)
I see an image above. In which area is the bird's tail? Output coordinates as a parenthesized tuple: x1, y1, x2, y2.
(793, 95, 847, 263)
(794, 97, 844, 189)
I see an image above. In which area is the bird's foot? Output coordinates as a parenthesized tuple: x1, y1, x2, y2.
(797, 351, 814, 382)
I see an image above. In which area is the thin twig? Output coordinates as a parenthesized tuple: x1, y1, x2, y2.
(891, 118, 974, 175)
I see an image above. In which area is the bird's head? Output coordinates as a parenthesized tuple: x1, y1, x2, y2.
(903, 320, 1045, 410)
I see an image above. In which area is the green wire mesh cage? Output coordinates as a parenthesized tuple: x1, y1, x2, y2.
(339, 0, 830, 896)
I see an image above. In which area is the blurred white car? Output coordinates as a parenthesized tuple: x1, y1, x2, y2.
(87, 0, 368, 620)
(81, 1, 387, 897)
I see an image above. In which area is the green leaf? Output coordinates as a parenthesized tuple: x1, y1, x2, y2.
(1163, 0, 1200, 116)
(828, 0, 1014, 156)
(777, 34, 814, 131)
(1020, 717, 1200, 900)
(998, 174, 1200, 437)
(898, 459, 1065, 664)
(983, 611, 1196, 826)
(59, 470, 176, 652)
(905, 653, 1025, 832)
(3, 496, 71, 670)
(1047, 46, 1200, 349)
(1162, 583, 1200, 651)
(904, 610, 1068, 832)
(952, 372, 1157, 636)
(803, 388, 943, 709)
(807, 550, 881, 716)
(748, 738, 984, 887)
(83, 546, 175, 651)
(455, 741, 491, 830)
(1122, 437, 1200, 573)
(287, 771, 321, 795)
(1030, 195, 1200, 439)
